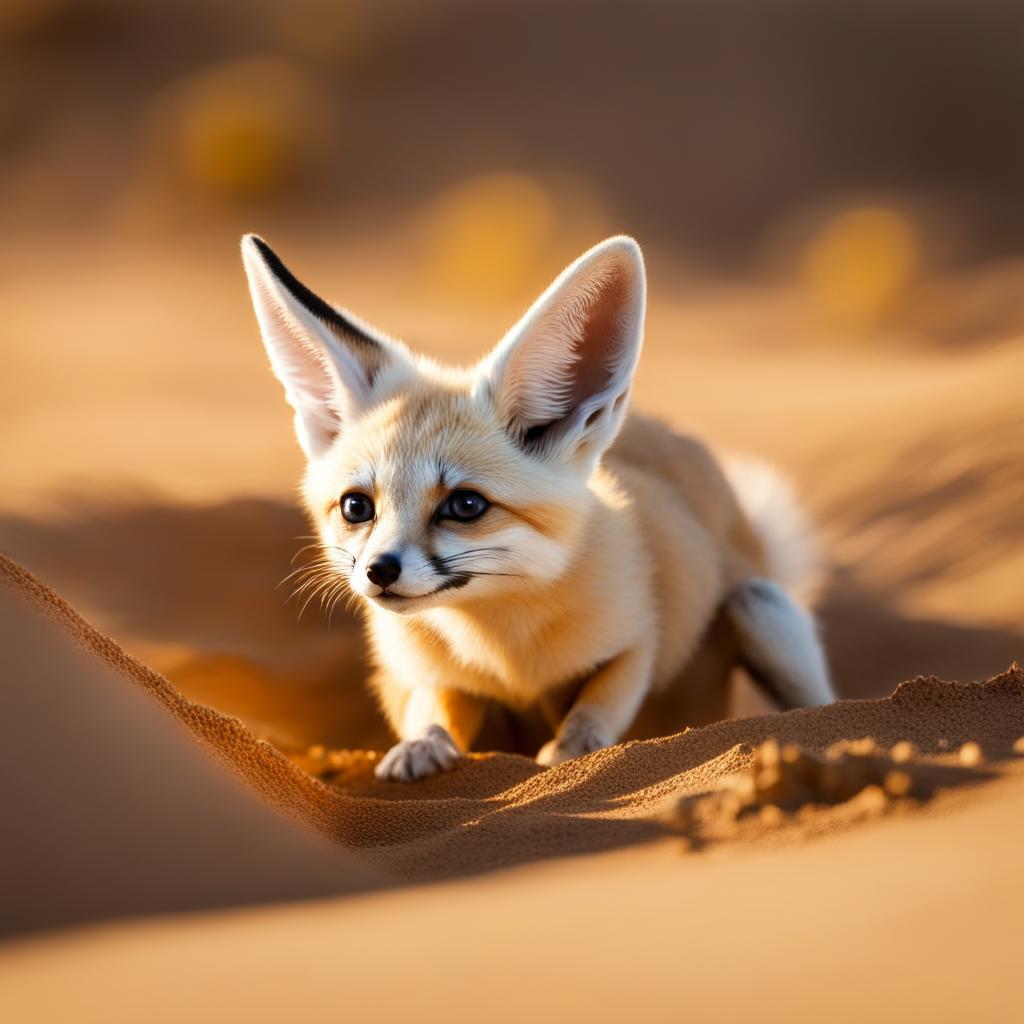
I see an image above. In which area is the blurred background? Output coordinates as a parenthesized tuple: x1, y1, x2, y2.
(1, 0, 1022, 754)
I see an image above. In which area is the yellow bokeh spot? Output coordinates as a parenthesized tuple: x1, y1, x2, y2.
(801, 207, 919, 329)
(158, 57, 319, 200)
(180, 99, 290, 198)
(418, 174, 556, 303)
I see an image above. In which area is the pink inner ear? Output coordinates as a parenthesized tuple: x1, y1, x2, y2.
(568, 270, 630, 405)
(484, 237, 644, 447)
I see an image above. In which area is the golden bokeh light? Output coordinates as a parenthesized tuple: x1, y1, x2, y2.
(152, 57, 327, 200)
(179, 99, 289, 199)
(800, 206, 920, 330)
(416, 173, 557, 303)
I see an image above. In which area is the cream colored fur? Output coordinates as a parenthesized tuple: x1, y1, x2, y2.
(722, 454, 824, 605)
(242, 234, 835, 782)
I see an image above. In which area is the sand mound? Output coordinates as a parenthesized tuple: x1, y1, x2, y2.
(666, 735, 998, 847)
(4, 552, 1024, 938)
(4, 554, 1024, 1021)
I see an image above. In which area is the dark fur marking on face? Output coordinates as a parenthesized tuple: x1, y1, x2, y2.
(428, 545, 512, 586)
(427, 553, 451, 577)
(251, 236, 380, 352)
(427, 553, 474, 588)
(436, 572, 473, 593)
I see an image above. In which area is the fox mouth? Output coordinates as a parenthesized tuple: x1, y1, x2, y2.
(372, 590, 418, 603)
(371, 573, 473, 605)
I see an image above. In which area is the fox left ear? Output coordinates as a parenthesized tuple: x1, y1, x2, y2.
(241, 235, 411, 459)
(479, 236, 646, 465)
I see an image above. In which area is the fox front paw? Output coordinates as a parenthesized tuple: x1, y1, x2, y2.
(536, 715, 611, 767)
(375, 725, 462, 782)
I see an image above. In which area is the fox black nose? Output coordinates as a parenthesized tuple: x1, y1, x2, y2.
(366, 554, 402, 589)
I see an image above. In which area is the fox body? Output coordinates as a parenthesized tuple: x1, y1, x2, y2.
(242, 235, 834, 781)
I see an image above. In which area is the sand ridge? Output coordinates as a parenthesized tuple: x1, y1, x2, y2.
(4, 553, 1023, 893)
(3, 551, 1024, 1024)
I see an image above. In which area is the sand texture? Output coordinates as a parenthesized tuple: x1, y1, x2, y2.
(2, 554, 1024, 1020)
(4, 8, 1024, 1016)
(4, 552, 1023, 891)
(1, 236, 1023, 1021)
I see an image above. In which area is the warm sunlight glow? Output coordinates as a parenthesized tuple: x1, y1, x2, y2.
(161, 58, 321, 199)
(417, 173, 556, 302)
(2, 5, 1022, 1013)
(801, 206, 920, 329)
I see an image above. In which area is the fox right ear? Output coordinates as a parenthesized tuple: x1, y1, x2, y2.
(479, 236, 646, 467)
(241, 235, 410, 459)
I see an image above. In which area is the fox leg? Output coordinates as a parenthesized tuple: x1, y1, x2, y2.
(726, 578, 834, 708)
(537, 643, 655, 766)
(375, 684, 484, 782)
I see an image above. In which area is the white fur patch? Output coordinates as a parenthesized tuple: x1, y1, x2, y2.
(536, 711, 611, 766)
(723, 455, 824, 605)
(374, 725, 462, 782)
(727, 578, 834, 707)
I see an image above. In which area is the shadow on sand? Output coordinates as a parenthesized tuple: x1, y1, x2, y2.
(2, 491, 1021, 756)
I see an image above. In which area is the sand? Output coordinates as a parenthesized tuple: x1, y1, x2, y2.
(4, 780, 1024, 1023)
(1, 554, 1023, 1021)
(1, 234, 1023, 1019)
(4, 5, 1024, 1015)
(2, 237, 1023, 754)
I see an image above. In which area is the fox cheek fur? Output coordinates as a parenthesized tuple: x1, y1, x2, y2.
(242, 233, 835, 783)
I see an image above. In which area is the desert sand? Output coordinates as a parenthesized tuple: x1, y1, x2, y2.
(4, 3, 1024, 1018)
(2, 236, 1022, 751)
(1, 552, 1023, 1023)
(1, 221, 1023, 1024)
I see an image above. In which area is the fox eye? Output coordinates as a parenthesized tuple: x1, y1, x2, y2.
(341, 492, 375, 524)
(438, 489, 490, 523)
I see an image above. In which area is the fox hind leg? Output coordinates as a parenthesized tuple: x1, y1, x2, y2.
(726, 578, 835, 709)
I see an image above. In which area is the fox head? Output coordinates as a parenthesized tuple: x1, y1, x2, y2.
(242, 234, 646, 614)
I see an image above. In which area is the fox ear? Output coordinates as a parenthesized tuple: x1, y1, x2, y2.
(241, 235, 410, 459)
(480, 236, 646, 465)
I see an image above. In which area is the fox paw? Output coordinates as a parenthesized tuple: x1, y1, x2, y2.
(375, 725, 462, 782)
(536, 715, 610, 767)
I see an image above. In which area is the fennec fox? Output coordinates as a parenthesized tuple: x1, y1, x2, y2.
(242, 234, 834, 781)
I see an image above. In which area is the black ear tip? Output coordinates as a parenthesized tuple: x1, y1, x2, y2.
(242, 235, 295, 286)
(242, 236, 298, 290)
(239, 236, 381, 350)
(241, 233, 275, 261)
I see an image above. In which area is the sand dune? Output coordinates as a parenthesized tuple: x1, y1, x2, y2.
(2, 553, 1023, 1021)
(2, 241, 1022, 751)
(4, 4, 1024, 1014)
(3, 552, 1023, 888)
(2, 238, 1023, 1021)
